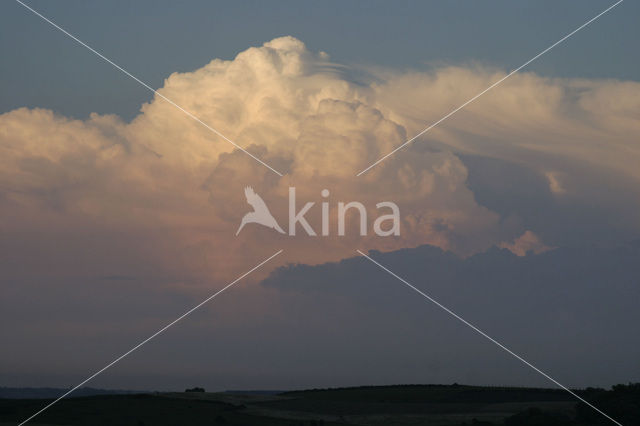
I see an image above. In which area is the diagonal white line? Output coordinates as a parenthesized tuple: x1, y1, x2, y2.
(19, 249, 284, 426)
(356, 249, 623, 426)
(356, 0, 624, 176)
(14, 0, 284, 177)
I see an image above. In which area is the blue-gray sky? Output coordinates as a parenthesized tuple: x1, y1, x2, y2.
(1, 0, 638, 120)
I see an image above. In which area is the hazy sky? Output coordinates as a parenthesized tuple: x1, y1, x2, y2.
(1, 1, 639, 392)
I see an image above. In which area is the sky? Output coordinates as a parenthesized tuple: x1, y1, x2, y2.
(1, 1, 639, 392)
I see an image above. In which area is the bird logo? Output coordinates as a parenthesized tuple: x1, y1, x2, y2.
(236, 186, 285, 236)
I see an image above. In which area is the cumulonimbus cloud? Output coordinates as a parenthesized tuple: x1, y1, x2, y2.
(1, 36, 639, 280)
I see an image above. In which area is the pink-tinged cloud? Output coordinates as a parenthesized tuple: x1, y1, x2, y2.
(2, 36, 639, 282)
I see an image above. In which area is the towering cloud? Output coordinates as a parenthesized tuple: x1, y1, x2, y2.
(2, 36, 640, 392)
(1, 36, 639, 280)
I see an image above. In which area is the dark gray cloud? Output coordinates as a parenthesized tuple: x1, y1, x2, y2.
(462, 154, 640, 248)
(260, 242, 640, 388)
(4, 241, 637, 392)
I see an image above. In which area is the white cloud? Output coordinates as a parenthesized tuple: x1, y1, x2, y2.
(499, 230, 554, 256)
(1, 36, 639, 279)
(544, 171, 565, 195)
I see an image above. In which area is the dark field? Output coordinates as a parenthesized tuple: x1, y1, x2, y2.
(1, 383, 638, 426)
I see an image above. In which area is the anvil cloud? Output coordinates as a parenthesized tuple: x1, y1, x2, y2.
(1, 36, 640, 281)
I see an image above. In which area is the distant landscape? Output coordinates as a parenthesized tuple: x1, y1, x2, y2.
(0, 387, 140, 400)
(1, 383, 638, 425)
